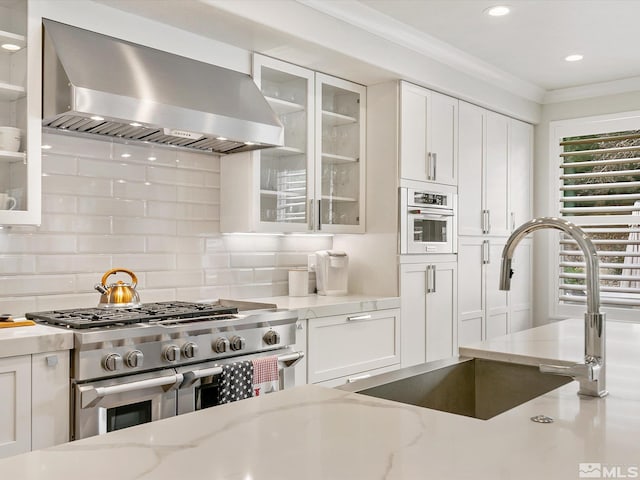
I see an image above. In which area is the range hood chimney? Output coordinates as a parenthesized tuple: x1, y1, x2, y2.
(42, 19, 283, 154)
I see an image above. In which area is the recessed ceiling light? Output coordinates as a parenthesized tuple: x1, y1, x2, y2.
(90, 115, 104, 121)
(485, 5, 510, 16)
(129, 122, 142, 127)
(1, 43, 21, 51)
(147, 156, 156, 161)
(120, 153, 131, 158)
(565, 54, 584, 62)
(41, 144, 52, 150)
(244, 141, 255, 146)
(216, 136, 227, 141)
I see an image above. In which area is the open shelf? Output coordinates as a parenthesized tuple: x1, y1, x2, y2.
(321, 194, 358, 203)
(262, 146, 305, 158)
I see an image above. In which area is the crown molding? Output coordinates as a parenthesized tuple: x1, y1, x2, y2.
(297, 0, 545, 103)
(543, 76, 640, 104)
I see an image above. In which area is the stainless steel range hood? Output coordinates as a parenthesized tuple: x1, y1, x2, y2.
(42, 19, 283, 154)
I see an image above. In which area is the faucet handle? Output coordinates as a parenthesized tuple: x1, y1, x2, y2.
(539, 362, 598, 381)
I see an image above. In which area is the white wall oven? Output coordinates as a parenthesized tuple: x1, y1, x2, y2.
(26, 301, 303, 441)
(400, 186, 457, 254)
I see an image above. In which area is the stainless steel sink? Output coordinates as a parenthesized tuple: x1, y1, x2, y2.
(337, 357, 572, 420)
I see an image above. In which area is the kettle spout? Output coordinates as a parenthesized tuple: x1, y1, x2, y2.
(94, 283, 108, 294)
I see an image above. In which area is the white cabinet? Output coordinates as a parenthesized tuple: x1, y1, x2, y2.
(400, 81, 457, 186)
(293, 319, 308, 386)
(221, 55, 366, 234)
(31, 351, 70, 451)
(0, 355, 31, 458)
(458, 237, 531, 344)
(458, 102, 533, 237)
(0, 350, 70, 459)
(307, 308, 400, 384)
(400, 260, 457, 367)
(0, 0, 41, 225)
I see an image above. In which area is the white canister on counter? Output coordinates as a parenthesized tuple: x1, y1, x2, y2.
(288, 268, 310, 297)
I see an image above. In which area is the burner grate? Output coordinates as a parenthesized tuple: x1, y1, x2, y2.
(25, 301, 239, 329)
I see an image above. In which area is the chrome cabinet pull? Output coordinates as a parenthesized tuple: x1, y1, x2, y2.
(347, 314, 372, 322)
(318, 199, 322, 230)
(431, 152, 437, 181)
(347, 373, 371, 383)
(482, 240, 490, 265)
(426, 152, 432, 180)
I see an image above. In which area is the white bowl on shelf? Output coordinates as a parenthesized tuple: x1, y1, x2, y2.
(0, 126, 21, 152)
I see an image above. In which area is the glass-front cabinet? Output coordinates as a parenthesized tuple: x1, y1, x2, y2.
(220, 55, 365, 234)
(0, 0, 40, 225)
(316, 74, 365, 233)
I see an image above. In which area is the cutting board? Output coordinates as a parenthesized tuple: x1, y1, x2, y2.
(0, 319, 36, 328)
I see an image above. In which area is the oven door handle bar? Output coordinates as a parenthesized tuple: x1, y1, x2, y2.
(278, 351, 305, 368)
(81, 373, 184, 409)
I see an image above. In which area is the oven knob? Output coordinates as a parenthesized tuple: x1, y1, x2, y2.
(103, 353, 123, 372)
(163, 345, 181, 362)
(125, 350, 144, 368)
(182, 342, 198, 359)
(263, 330, 280, 346)
(212, 337, 229, 354)
(229, 335, 246, 351)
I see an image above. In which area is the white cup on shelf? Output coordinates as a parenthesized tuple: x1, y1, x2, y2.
(0, 127, 21, 152)
(0, 193, 17, 211)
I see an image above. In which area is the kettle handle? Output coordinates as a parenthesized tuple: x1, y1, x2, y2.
(100, 268, 138, 287)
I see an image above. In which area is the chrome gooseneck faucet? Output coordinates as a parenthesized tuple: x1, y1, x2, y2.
(500, 217, 607, 397)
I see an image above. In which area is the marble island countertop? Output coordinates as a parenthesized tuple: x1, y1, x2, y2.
(0, 323, 73, 359)
(1, 318, 639, 479)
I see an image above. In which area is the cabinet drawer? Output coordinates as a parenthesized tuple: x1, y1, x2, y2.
(308, 309, 400, 384)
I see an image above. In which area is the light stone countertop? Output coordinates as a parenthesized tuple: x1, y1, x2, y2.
(1, 318, 638, 479)
(0, 323, 74, 359)
(249, 293, 400, 319)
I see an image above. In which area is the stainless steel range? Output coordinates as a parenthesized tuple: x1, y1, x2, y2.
(26, 300, 303, 440)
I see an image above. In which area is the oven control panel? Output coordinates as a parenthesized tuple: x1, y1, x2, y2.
(412, 191, 448, 207)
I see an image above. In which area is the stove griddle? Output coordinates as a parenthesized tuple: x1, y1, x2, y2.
(25, 301, 239, 329)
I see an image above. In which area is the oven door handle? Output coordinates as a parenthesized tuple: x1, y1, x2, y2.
(278, 351, 305, 368)
(81, 373, 184, 409)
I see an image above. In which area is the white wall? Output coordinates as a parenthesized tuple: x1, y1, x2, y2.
(533, 91, 640, 325)
(0, 133, 331, 317)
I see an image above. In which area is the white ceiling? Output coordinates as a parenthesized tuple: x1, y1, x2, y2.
(92, 0, 640, 103)
(358, 0, 640, 91)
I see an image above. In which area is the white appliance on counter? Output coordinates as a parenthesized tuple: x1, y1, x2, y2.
(315, 250, 349, 296)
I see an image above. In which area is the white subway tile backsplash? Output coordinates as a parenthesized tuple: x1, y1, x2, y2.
(42, 153, 78, 175)
(0, 275, 76, 296)
(38, 214, 112, 234)
(78, 235, 145, 254)
(43, 174, 112, 197)
(0, 255, 36, 274)
(36, 254, 111, 274)
(78, 158, 146, 180)
(78, 197, 145, 217)
(113, 181, 177, 201)
(2, 134, 331, 316)
(111, 254, 176, 272)
(230, 253, 276, 268)
(42, 195, 77, 214)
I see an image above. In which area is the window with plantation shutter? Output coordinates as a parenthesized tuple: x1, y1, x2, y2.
(558, 128, 640, 313)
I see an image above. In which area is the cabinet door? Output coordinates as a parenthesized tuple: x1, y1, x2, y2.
(316, 73, 366, 233)
(400, 263, 427, 367)
(307, 309, 400, 383)
(252, 54, 315, 232)
(399, 82, 429, 182)
(457, 237, 485, 345)
(0, 355, 31, 458)
(426, 262, 457, 362)
(485, 239, 509, 339)
(458, 102, 484, 236)
(509, 119, 533, 231)
(485, 111, 510, 237)
(429, 92, 458, 186)
(0, 0, 41, 225)
(31, 351, 70, 449)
